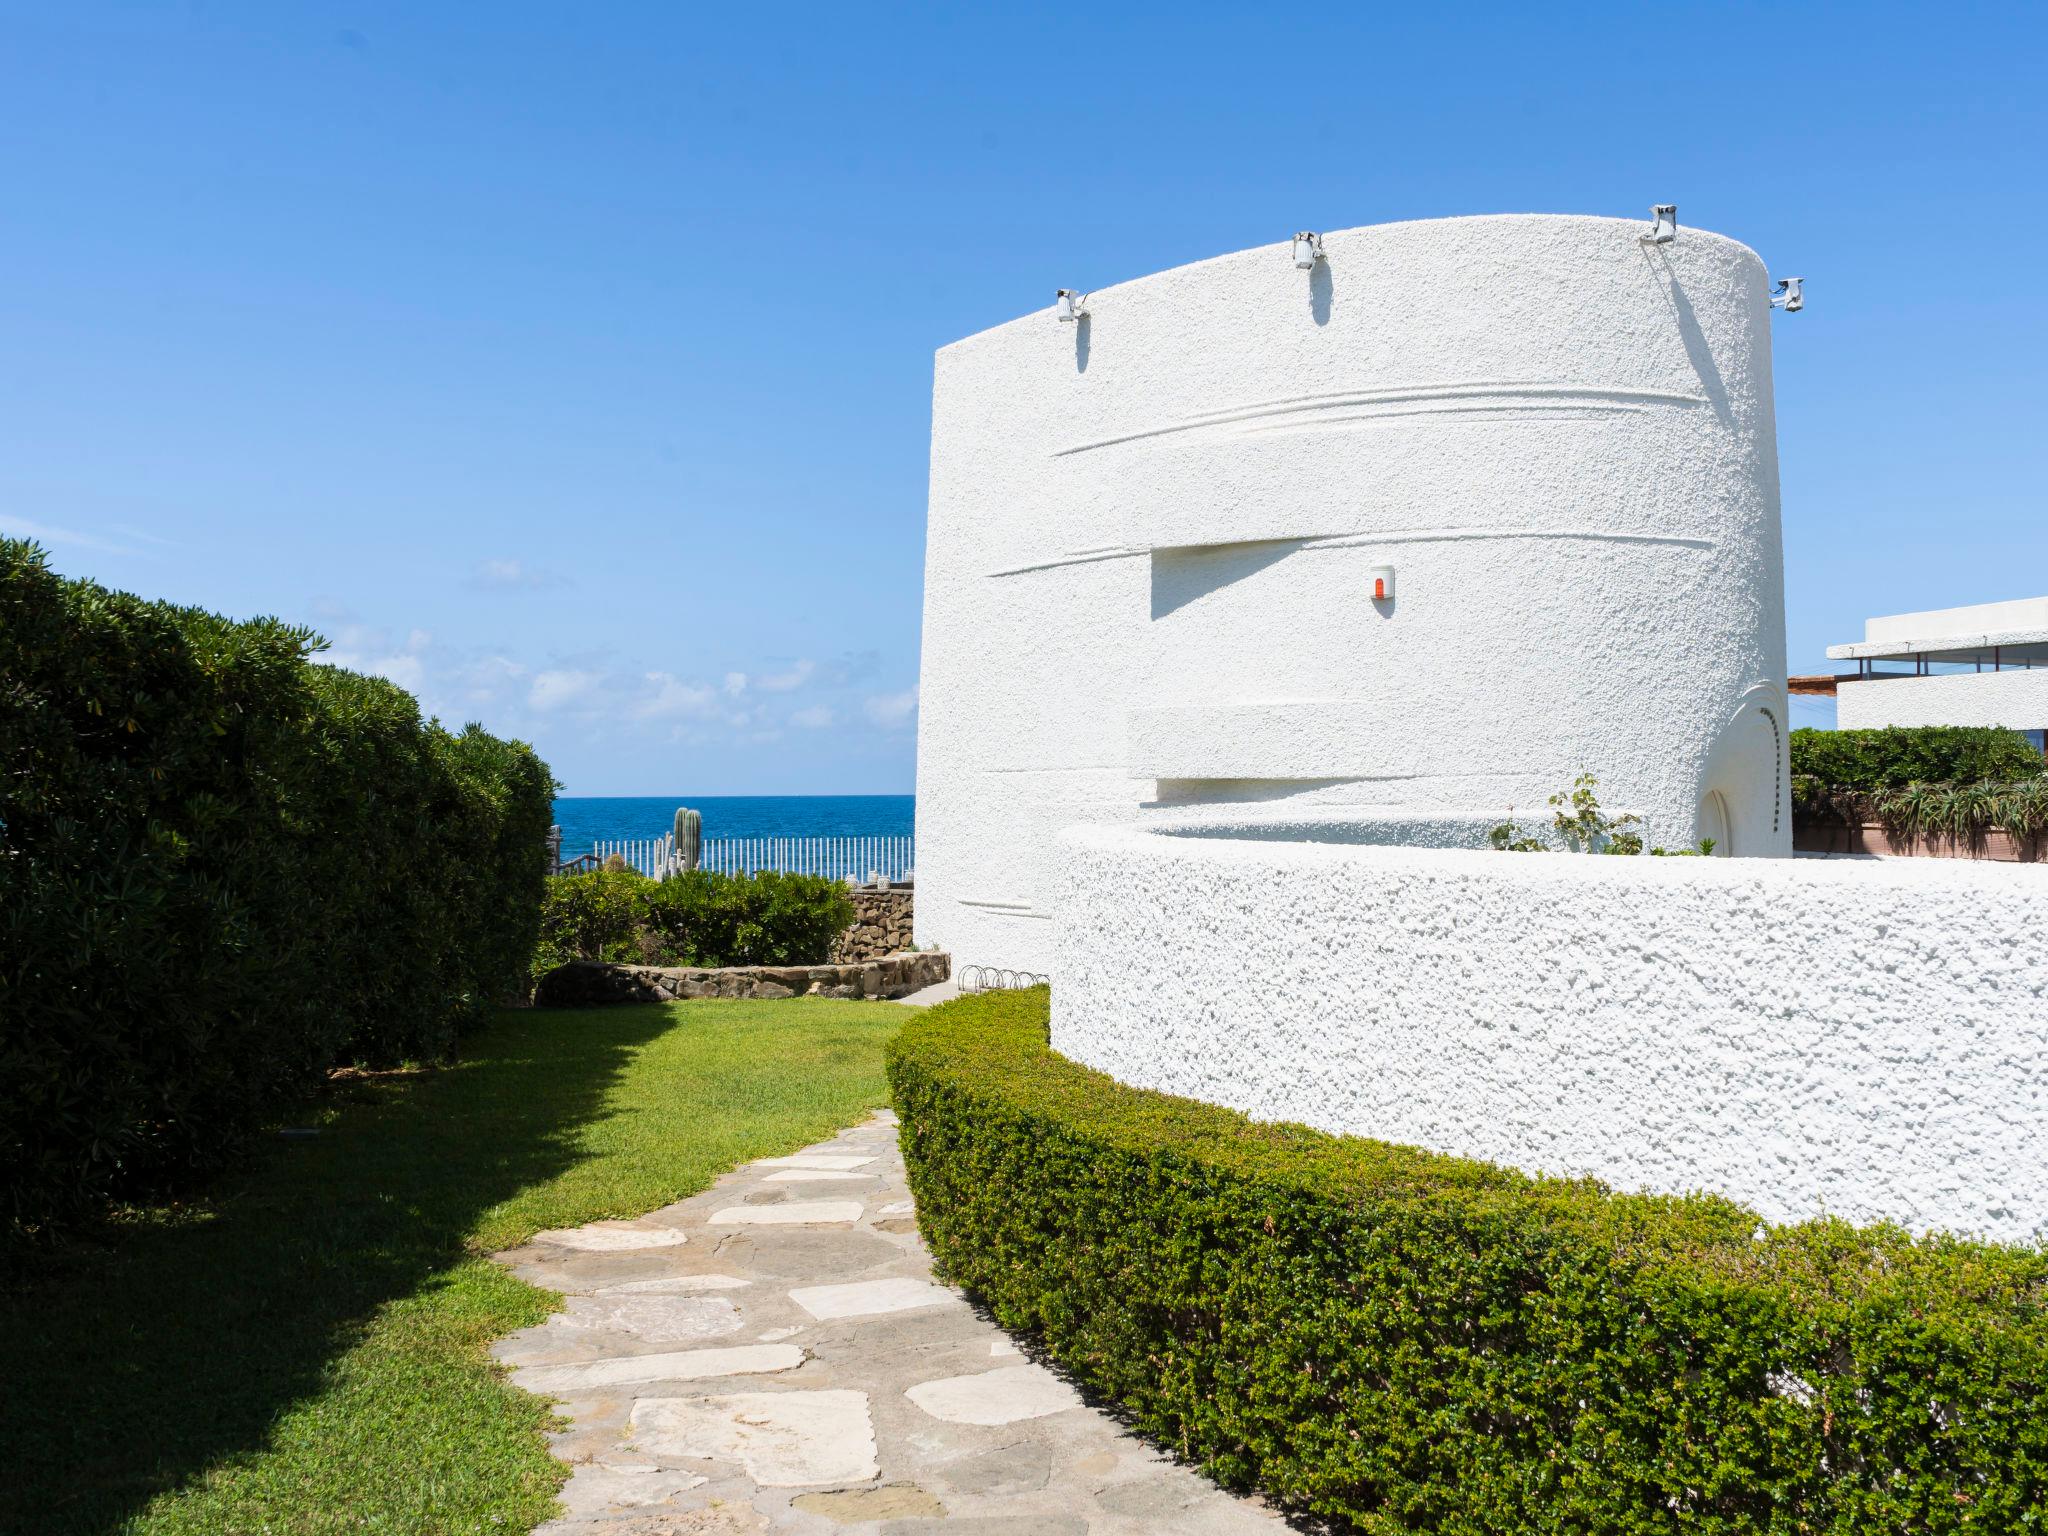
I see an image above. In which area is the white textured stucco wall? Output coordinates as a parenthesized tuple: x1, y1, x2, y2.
(1836, 671, 2048, 731)
(918, 215, 1790, 974)
(1053, 824, 2048, 1244)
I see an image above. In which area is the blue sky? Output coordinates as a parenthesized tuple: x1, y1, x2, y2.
(3, 2, 2042, 792)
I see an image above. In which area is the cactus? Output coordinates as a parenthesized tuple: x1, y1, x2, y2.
(672, 806, 702, 873)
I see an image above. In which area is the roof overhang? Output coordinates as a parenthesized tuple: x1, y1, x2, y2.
(1824, 627, 2048, 663)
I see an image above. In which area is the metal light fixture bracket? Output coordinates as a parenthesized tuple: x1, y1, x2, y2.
(1641, 204, 1678, 244)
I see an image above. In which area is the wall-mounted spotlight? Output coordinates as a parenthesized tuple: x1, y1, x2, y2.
(1770, 276, 1804, 313)
(1641, 204, 1678, 244)
(1055, 289, 1088, 322)
(1292, 231, 1326, 270)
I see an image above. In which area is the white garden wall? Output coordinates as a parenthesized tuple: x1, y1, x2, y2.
(918, 214, 1791, 975)
(1053, 822, 2048, 1245)
(1836, 670, 2048, 731)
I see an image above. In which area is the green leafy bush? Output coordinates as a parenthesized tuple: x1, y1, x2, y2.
(889, 989, 2048, 1533)
(1789, 725, 2044, 790)
(1791, 726, 2048, 842)
(0, 539, 554, 1240)
(534, 867, 855, 975)
(531, 869, 653, 970)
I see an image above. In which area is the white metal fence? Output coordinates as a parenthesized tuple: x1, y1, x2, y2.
(562, 832, 913, 885)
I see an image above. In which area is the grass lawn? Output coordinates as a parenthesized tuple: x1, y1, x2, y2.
(0, 998, 908, 1536)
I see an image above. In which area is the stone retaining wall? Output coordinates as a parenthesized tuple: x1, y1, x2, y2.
(831, 888, 915, 962)
(535, 950, 948, 1008)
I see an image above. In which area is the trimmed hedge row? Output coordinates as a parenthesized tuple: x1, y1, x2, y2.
(888, 989, 2048, 1533)
(1, 540, 555, 1239)
(1789, 724, 2044, 789)
(534, 866, 856, 977)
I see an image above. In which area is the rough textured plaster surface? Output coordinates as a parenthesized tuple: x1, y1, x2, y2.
(917, 214, 1791, 974)
(1053, 825, 2048, 1244)
(1836, 671, 2048, 731)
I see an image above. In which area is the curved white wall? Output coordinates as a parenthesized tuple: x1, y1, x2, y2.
(918, 214, 1791, 973)
(1052, 824, 2048, 1245)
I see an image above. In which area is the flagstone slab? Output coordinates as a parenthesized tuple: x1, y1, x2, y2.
(789, 1277, 961, 1322)
(516, 1343, 805, 1394)
(544, 1294, 743, 1344)
(596, 1274, 751, 1296)
(755, 1154, 875, 1171)
(761, 1169, 873, 1183)
(629, 1389, 879, 1485)
(708, 1200, 863, 1227)
(879, 1519, 1084, 1536)
(904, 1365, 1083, 1426)
(790, 1484, 946, 1520)
(555, 1464, 709, 1517)
(533, 1221, 690, 1252)
(694, 1227, 902, 1280)
(934, 1440, 1054, 1496)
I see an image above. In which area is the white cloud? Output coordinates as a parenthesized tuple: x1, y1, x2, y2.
(759, 659, 815, 692)
(724, 671, 748, 696)
(456, 653, 527, 703)
(470, 557, 566, 590)
(530, 669, 601, 711)
(790, 704, 835, 729)
(369, 654, 426, 691)
(317, 623, 430, 695)
(636, 671, 718, 720)
(0, 513, 140, 555)
(864, 687, 919, 727)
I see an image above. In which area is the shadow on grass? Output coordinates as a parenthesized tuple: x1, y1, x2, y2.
(0, 1005, 671, 1535)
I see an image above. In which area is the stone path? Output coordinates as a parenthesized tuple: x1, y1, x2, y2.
(493, 1109, 1289, 1535)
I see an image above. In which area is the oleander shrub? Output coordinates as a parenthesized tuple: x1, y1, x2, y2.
(0, 539, 554, 1240)
(1789, 724, 2044, 790)
(534, 867, 855, 975)
(889, 988, 2048, 1534)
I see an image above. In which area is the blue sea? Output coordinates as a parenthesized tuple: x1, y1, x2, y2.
(552, 795, 914, 855)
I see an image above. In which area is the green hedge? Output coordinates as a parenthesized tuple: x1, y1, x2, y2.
(888, 989, 2048, 1533)
(1789, 725, 2044, 789)
(533, 866, 856, 975)
(1, 540, 555, 1239)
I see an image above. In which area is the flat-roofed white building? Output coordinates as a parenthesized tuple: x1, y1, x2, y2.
(1826, 598, 2048, 749)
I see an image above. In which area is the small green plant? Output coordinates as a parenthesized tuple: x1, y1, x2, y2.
(1649, 837, 1716, 856)
(1489, 772, 1641, 854)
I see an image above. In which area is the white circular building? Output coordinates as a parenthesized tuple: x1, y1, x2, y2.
(917, 214, 1792, 976)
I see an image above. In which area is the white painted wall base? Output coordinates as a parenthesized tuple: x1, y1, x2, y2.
(1053, 822, 2048, 1245)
